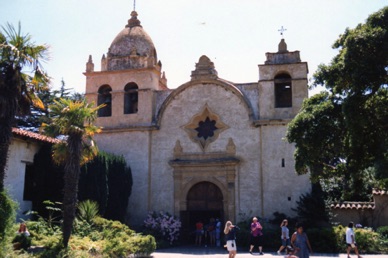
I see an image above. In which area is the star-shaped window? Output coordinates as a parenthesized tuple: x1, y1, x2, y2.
(183, 105, 228, 151)
(195, 117, 218, 140)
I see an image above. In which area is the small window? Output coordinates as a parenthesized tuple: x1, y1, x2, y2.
(98, 85, 112, 117)
(124, 83, 138, 114)
(275, 73, 292, 108)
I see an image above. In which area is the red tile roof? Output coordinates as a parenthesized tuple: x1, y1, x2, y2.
(12, 128, 61, 144)
(372, 189, 388, 196)
(330, 202, 374, 210)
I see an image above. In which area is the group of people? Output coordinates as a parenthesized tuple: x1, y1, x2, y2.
(195, 218, 222, 247)
(222, 218, 362, 258)
(223, 217, 311, 258)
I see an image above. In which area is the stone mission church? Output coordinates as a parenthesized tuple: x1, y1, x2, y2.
(84, 10, 311, 229)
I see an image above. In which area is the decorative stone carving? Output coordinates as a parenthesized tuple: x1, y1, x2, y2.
(191, 55, 218, 81)
(101, 54, 107, 71)
(174, 140, 183, 156)
(278, 38, 288, 53)
(86, 55, 94, 72)
(226, 138, 236, 154)
(182, 104, 228, 151)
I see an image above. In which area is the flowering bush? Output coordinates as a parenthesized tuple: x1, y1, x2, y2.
(143, 211, 181, 245)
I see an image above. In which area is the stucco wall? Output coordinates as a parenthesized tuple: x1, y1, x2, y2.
(5, 138, 41, 221)
(94, 131, 151, 226)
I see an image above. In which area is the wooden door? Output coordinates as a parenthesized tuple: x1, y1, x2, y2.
(187, 182, 223, 211)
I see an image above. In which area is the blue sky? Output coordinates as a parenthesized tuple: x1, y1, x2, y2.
(1, 0, 387, 95)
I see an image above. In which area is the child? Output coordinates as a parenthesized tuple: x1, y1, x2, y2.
(284, 246, 297, 258)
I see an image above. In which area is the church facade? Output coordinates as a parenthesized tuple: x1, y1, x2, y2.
(84, 11, 311, 228)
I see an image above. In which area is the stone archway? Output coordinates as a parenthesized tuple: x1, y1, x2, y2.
(182, 182, 224, 243)
(169, 139, 240, 219)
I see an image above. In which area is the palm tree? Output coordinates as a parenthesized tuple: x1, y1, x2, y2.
(43, 98, 102, 247)
(0, 22, 49, 191)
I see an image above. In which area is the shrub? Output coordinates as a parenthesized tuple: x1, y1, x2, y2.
(355, 228, 380, 253)
(93, 216, 135, 237)
(102, 232, 156, 257)
(143, 211, 181, 246)
(377, 226, 388, 238)
(77, 200, 99, 224)
(332, 225, 383, 253)
(0, 190, 17, 257)
(12, 234, 31, 250)
(306, 227, 339, 252)
(9, 214, 155, 257)
(128, 234, 156, 257)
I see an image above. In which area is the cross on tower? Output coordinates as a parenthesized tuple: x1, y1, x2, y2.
(278, 26, 287, 38)
(133, 0, 136, 11)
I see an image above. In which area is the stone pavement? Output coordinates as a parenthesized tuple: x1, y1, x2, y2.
(151, 246, 386, 258)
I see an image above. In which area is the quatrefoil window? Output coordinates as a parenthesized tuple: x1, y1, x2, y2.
(183, 105, 228, 151)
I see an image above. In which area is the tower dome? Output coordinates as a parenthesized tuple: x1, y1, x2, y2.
(107, 11, 157, 71)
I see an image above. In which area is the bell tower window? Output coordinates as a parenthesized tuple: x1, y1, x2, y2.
(274, 73, 292, 108)
(98, 85, 112, 117)
(124, 83, 138, 114)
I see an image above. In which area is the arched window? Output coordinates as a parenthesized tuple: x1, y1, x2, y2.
(274, 73, 292, 108)
(97, 85, 112, 117)
(124, 83, 138, 114)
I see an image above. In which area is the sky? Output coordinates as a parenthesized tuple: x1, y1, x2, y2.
(1, 0, 387, 96)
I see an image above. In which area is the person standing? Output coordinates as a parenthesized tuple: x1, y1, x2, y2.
(346, 222, 362, 258)
(195, 220, 204, 246)
(224, 221, 239, 258)
(208, 218, 216, 246)
(277, 219, 290, 254)
(249, 217, 264, 255)
(216, 218, 222, 247)
(291, 223, 312, 258)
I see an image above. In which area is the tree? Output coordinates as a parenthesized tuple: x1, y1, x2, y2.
(286, 7, 388, 201)
(0, 22, 49, 191)
(17, 79, 86, 132)
(43, 98, 102, 247)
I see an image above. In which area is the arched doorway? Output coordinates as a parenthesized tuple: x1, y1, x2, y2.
(181, 182, 224, 244)
(187, 182, 223, 211)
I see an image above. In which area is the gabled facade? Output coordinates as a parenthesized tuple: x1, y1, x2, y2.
(85, 10, 311, 230)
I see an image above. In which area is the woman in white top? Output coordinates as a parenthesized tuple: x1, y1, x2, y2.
(346, 222, 362, 258)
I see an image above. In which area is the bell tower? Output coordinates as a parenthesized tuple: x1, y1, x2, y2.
(257, 39, 308, 120)
(84, 9, 168, 130)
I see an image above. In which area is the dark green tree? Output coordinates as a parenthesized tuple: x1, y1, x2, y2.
(286, 7, 388, 201)
(79, 151, 132, 222)
(104, 154, 132, 222)
(17, 79, 85, 132)
(292, 184, 330, 228)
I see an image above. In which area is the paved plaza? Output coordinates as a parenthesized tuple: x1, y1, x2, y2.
(151, 246, 386, 258)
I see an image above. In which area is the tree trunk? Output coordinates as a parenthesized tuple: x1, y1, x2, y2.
(0, 120, 14, 192)
(62, 133, 82, 247)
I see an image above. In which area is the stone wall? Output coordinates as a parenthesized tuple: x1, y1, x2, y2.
(331, 191, 388, 228)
